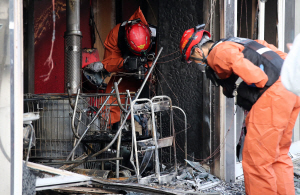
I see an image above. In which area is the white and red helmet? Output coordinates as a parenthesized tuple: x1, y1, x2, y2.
(180, 24, 211, 63)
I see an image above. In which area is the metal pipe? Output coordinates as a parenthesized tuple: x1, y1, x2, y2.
(114, 82, 128, 113)
(79, 92, 135, 96)
(72, 112, 82, 160)
(127, 90, 139, 176)
(171, 110, 177, 173)
(43, 157, 123, 165)
(130, 99, 141, 179)
(76, 103, 130, 107)
(71, 88, 81, 139)
(24, 93, 135, 101)
(64, 0, 82, 94)
(26, 124, 35, 165)
(160, 112, 162, 165)
(108, 161, 134, 172)
(149, 100, 161, 182)
(67, 83, 75, 110)
(66, 78, 122, 160)
(115, 91, 131, 177)
(116, 115, 122, 178)
(66, 0, 81, 34)
(172, 106, 187, 166)
(125, 94, 129, 110)
(169, 103, 172, 163)
(65, 48, 163, 170)
(116, 133, 122, 178)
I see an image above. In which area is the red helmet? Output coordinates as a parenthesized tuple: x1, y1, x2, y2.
(126, 20, 152, 56)
(180, 24, 211, 62)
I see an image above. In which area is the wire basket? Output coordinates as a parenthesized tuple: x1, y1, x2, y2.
(23, 93, 111, 163)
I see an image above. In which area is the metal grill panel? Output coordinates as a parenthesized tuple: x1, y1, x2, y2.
(24, 94, 111, 161)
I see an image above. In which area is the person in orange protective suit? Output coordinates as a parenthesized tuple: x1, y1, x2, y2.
(180, 24, 300, 195)
(102, 7, 155, 127)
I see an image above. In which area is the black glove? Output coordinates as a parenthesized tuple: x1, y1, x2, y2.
(205, 66, 238, 98)
(123, 56, 147, 72)
(220, 73, 239, 98)
(205, 66, 221, 87)
(236, 82, 268, 110)
(236, 95, 253, 111)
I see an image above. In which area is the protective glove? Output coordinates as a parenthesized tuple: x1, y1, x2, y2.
(205, 66, 221, 87)
(236, 82, 268, 111)
(205, 66, 238, 98)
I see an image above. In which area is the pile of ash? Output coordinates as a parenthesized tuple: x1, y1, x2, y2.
(138, 159, 300, 195)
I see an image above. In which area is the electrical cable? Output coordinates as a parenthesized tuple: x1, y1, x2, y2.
(157, 56, 181, 64)
(94, 22, 105, 50)
(158, 50, 180, 59)
(146, 0, 157, 24)
(40, 0, 56, 81)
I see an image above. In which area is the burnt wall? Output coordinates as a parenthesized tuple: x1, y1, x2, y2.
(237, 0, 253, 38)
(264, 0, 277, 46)
(157, 0, 210, 162)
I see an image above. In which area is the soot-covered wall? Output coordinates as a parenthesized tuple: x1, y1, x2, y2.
(157, 0, 211, 162)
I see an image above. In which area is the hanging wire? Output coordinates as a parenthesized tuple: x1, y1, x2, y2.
(157, 56, 181, 64)
(158, 50, 180, 59)
(40, 0, 56, 82)
(155, 68, 180, 106)
(146, 0, 157, 24)
(93, 21, 105, 50)
(153, 60, 238, 164)
(91, 0, 105, 49)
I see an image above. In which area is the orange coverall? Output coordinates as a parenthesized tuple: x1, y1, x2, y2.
(207, 40, 300, 195)
(102, 8, 149, 125)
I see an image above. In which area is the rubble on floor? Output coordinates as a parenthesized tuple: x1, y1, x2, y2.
(121, 159, 300, 195)
(202, 176, 300, 195)
(201, 180, 245, 195)
(28, 159, 300, 195)
(138, 160, 221, 193)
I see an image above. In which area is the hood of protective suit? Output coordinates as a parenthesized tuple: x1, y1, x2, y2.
(128, 7, 148, 26)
